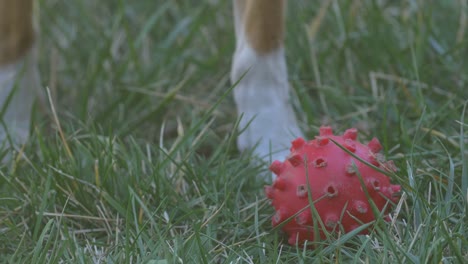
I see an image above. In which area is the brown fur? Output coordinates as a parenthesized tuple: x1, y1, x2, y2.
(0, 0, 34, 65)
(244, 0, 285, 54)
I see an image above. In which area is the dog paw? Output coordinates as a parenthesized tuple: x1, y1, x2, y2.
(232, 46, 303, 180)
(0, 50, 38, 149)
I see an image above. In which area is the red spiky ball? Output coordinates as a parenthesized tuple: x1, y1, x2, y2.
(265, 126, 401, 245)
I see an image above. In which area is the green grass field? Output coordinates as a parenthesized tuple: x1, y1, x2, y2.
(1, 0, 467, 263)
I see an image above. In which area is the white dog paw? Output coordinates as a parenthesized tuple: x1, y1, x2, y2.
(232, 45, 303, 179)
(0, 51, 38, 149)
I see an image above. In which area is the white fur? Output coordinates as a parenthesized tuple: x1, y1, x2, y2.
(0, 51, 38, 148)
(231, 4, 303, 174)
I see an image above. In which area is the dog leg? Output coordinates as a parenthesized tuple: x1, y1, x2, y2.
(0, 0, 38, 148)
(231, 0, 303, 171)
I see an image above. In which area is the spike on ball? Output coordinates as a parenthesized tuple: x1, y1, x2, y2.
(313, 157, 327, 168)
(315, 136, 329, 146)
(344, 139, 356, 152)
(291, 137, 306, 151)
(343, 128, 358, 140)
(368, 137, 382, 153)
(324, 213, 339, 229)
(269, 160, 284, 175)
(288, 154, 303, 167)
(319, 126, 333, 136)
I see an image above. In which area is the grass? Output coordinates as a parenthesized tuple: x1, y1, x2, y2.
(1, 0, 467, 262)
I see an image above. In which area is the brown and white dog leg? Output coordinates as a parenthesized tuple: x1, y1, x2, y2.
(0, 0, 38, 147)
(231, 0, 302, 173)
